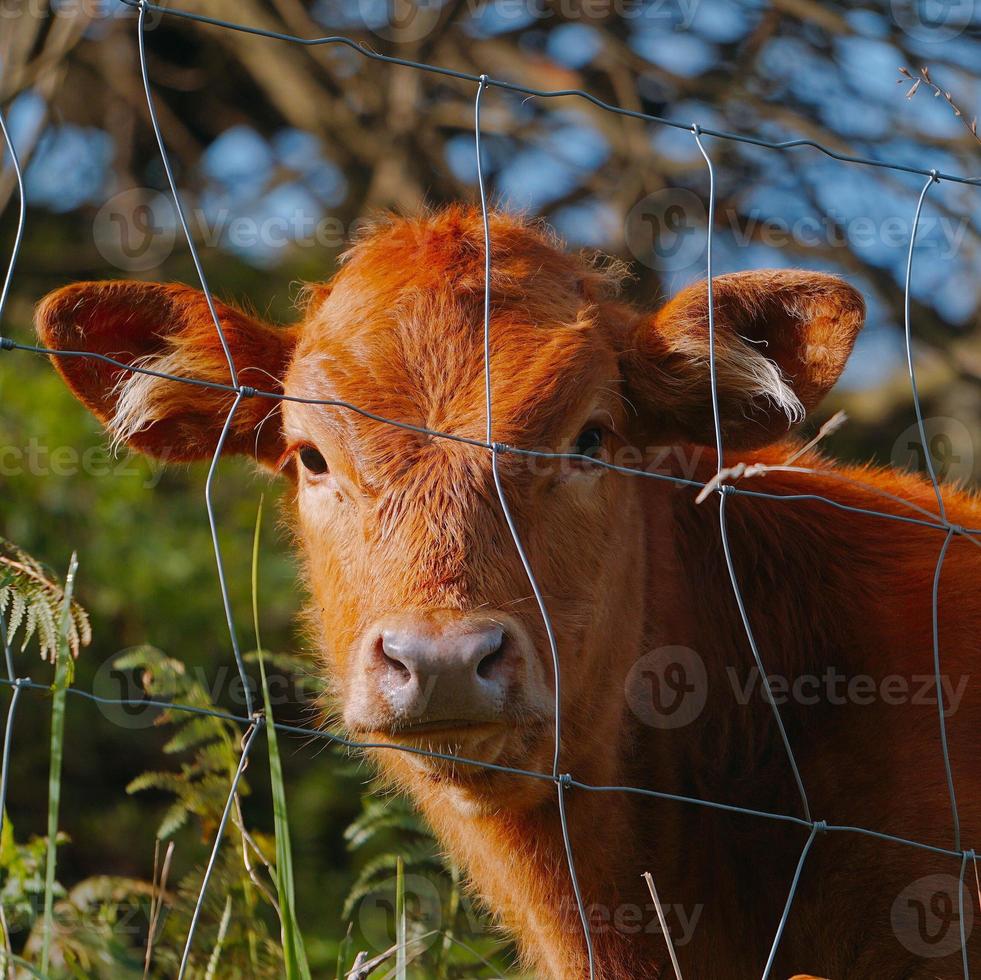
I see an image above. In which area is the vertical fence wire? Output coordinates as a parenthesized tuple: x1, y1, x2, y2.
(693, 126, 817, 974)
(962, 849, 977, 980)
(475, 74, 596, 980)
(692, 127, 812, 822)
(932, 526, 960, 852)
(0, 98, 26, 876)
(761, 822, 821, 980)
(0, 7, 977, 978)
(203, 391, 253, 715)
(643, 871, 684, 980)
(0, 682, 23, 844)
(135, 0, 254, 721)
(136, 6, 264, 969)
(904, 174, 964, 863)
(135, 0, 238, 388)
(176, 718, 264, 980)
(692, 127, 724, 471)
(904, 173, 945, 521)
(0, 106, 24, 342)
(0, 609, 12, 688)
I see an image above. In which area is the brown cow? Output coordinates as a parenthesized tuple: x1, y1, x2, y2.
(36, 207, 981, 979)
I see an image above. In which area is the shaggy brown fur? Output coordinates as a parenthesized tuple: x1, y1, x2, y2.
(37, 207, 980, 979)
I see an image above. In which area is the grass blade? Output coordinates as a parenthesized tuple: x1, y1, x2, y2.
(39, 552, 77, 976)
(252, 497, 311, 980)
(395, 856, 407, 980)
(335, 922, 354, 980)
(204, 894, 233, 980)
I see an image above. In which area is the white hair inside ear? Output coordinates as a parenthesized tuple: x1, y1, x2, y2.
(720, 341, 806, 428)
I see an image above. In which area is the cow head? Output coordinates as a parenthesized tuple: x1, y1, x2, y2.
(36, 208, 864, 805)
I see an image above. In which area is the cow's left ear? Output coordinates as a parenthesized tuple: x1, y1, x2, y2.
(35, 280, 298, 466)
(620, 269, 865, 450)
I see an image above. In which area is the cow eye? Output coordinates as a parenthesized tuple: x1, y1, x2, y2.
(573, 427, 604, 459)
(298, 445, 329, 476)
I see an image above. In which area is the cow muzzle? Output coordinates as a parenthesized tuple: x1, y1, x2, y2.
(343, 609, 548, 741)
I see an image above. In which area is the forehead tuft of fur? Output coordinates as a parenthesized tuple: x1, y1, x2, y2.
(330, 206, 625, 307)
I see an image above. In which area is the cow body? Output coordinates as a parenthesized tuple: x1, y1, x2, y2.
(36, 208, 981, 978)
(420, 446, 981, 979)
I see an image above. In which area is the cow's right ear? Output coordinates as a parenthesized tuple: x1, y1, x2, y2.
(35, 281, 298, 466)
(620, 270, 864, 451)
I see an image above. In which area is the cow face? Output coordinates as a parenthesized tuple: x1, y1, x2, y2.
(35, 207, 864, 800)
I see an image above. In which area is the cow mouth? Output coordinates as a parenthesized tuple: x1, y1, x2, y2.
(359, 718, 512, 768)
(378, 718, 506, 742)
(350, 715, 556, 798)
(388, 718, 501, 738)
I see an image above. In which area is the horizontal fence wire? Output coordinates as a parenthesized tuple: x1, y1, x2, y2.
(3, 339, 979, 538)
(0, 1, 978, 977)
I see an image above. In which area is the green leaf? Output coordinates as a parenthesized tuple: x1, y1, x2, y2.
(396, 855, 407, 980)
(0, 538, 90, 661)
(126, 771, 189, 796)
(40, 551, 78, 976)
(204, 894, 234, 980)
(253, 496, 311, 980)
(345, 808, 426, 851)
(157, 801, 190, 840)
(163, 715, 224, 755)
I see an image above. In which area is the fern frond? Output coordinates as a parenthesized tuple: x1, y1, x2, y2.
(342, 844, 444, 920)
(157, 800, 190, 840)
(345, 809, 429, 850)
(0, 538, 91, 661)
(163, 715, 225, 755)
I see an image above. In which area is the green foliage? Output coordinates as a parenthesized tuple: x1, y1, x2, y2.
(0, 536, 515, 978)
(337, 792, 517, 979)
(243, 649, 328, 700)
(0, 815, 67, 939)
(253, 496, 312, 980)
(40, 553, 79, 976)
(0, 537, 90, 662)
(118, 647, 248, 840)
(0, 328, 357, 976)
(341, 798, 445, 921)
(395, 856, 407, 980)
(117, 644, 285, 979)
(24, 876, 155, 980)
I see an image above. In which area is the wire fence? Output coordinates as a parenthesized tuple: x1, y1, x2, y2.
(0, 2, 979, 977)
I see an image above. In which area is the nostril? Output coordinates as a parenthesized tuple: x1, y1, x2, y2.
(378, 633, 412, 680)
(383, 650, 411, 679)
(476, 645, 505, 680)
